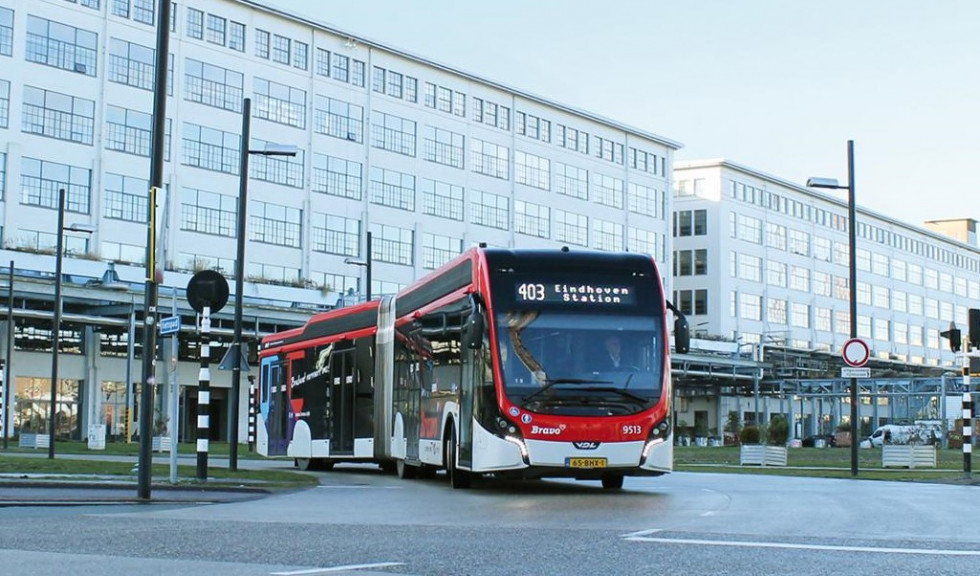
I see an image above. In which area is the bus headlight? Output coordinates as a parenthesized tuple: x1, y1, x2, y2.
(641, 418, 670, 462)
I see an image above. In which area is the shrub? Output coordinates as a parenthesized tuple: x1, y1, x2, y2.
(739, 425, 761, 445)
(768, 415, 790, 446)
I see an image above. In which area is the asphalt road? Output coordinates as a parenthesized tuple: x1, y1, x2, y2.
(1, 464, 979, 575)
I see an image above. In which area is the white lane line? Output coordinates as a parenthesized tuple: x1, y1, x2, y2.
(270, 561, 405, 575)
(625, 536, 980, 556)
(620, 528, 664, 539)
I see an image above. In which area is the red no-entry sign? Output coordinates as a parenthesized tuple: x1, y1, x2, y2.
(842, 338, 870, 367)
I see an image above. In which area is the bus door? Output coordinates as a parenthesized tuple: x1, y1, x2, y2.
(329, 343, 357, 454)
(260, 354, 289, 456)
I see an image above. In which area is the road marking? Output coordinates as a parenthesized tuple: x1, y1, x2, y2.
(270, 562, 405, 575)
(620, 528, 663, 538)
(316, 485, 403, 489)
(625, 535, 980, 556)
(700, 511, 717, 517)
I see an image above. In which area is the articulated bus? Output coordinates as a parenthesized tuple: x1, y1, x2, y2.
(257, 247, 689, 489)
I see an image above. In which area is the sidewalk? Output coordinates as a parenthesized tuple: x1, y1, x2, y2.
(0, 450, 299, 505)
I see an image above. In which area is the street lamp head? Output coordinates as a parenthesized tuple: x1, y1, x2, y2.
(66, 223, 96, 234)
(806, 177, 843, 189)
(344, 258, 368, 267)
(251, 143, 299, 157)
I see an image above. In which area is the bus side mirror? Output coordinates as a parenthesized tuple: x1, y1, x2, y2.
(465, 311, 484, 350)
(674, 315, 690, 354)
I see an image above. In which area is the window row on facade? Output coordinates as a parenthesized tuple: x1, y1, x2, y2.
(721, 177, 980, 275)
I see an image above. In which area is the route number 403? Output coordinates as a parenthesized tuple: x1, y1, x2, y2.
(622, 425, 642, 435)
(517, 282, 546, 301)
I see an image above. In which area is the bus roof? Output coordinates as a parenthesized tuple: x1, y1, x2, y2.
(259, 299, 380, 354)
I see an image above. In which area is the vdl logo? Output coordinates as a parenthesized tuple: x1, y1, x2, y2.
(573, 441, 601, 450)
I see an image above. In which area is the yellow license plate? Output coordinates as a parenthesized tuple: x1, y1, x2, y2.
(565, 457, 607, 469)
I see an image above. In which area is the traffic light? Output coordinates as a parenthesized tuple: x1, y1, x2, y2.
(940, 323, 961, 352)
(969, 308, 980, 349)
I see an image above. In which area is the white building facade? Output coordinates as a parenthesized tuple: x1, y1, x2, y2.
(0, 0, 679, 442)
(673, 158, 980, 368)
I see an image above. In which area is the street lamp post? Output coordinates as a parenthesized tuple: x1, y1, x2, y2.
(808, 139, 857, 476)
(230, 97, 298, 470)
(49, 188, 94, 459)
(344, 231, 373, 301)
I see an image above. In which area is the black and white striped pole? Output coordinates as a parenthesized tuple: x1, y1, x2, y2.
(186, 270, 229, 483)
(247, 375, 256, 451)
(197, 305, 211, 481)
(963, 354, 972, 478)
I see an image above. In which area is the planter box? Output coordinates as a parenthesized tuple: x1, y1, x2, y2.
(739, 444, 788, 466)
(882, 444, 936, 468)
(19, 433, 50, 449)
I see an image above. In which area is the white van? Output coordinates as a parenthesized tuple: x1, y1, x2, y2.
(864, 423, 939, 447)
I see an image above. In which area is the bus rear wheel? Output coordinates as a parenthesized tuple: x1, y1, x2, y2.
(446, 425, 471, 489)
(601, 474, 624, 490)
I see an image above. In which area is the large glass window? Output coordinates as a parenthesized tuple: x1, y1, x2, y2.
(421, 179, 463, 220)
(185, 59, 243, 112)
(554, 209, 588, 246)
(591, 172, 623, 208)
(21, 157, 91, 213)
(249, 138, 304, 188)
(249, 200, 301, 247)
(103, 173, 148, 222)
(26, 16, 98, 76)
(471, 139, 509, 180)
(369, 167, 415, 211)
(182, 122, 239, 174)
(423, 126, 464, 168)
(593, 218, 623, 252)
(0, 79, 9, 128)
(105, 105, 171, 159)
(181, 187, 236, 236)
(371, 112, 416, 156)
(515, 151, 550, 190)
(108, 38, 155, 91)
(314, 96, 363, 143)
(22, 86, 94, 145)
(422, 233, 462, 269)
(254, 78, 306, 128)
(627, 183, 658, 217)
(470, 190, 508, 230)
(0, 152, 7, 201)
(555, 162, 588, 200)
(1, 7, 14, 57)
(311, 214, 359, 256)
(628, 227, 658, 258)
(372, 224, 414, 265)
(312, 154, 361, 200)
(515, 200, 550, 239)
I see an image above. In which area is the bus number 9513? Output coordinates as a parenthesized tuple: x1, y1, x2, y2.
(622, 425, 642, 435)
(517, 282, 546, 301)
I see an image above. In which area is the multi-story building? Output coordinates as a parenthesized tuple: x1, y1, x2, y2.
(0, 0, 679, 443)
(672, 159, 978, 440)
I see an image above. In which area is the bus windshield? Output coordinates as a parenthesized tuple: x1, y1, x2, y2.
(495, 311, 664, 414)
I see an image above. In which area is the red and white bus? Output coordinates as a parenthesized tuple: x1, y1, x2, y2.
(257, 247, 689, 489)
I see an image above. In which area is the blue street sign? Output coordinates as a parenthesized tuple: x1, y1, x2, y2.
(159, 315, 180, 335)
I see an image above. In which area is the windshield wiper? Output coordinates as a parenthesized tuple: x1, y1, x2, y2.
(522, 378, 613, 404)
(577, 386, 649, 405)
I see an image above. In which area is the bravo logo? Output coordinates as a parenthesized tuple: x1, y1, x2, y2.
(531, 424, 566, 435)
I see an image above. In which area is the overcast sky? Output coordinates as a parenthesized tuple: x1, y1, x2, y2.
(258, 0, 980, 227)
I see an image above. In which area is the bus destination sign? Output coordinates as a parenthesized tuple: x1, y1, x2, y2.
(515, 282, 636, 305)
